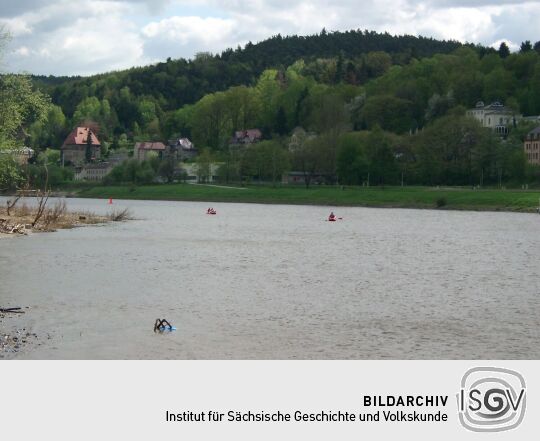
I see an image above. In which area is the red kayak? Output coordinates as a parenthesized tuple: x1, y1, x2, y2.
(328, 217, 336, 222)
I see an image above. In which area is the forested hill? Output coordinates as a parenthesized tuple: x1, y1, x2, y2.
(220, 29, 465, 68)
(17, 28, 540, 188)
(32, 29, 467, 117)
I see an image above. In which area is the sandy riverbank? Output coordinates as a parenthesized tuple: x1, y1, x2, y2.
(0, 199, 128, 237)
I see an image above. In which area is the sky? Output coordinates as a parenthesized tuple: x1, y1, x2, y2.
(0, 0, 539, 76)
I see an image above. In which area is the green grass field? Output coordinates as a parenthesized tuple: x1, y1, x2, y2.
(72, 183, 540, 212)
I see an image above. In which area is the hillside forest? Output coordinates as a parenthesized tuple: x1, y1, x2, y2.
(3, 29, 540, 189)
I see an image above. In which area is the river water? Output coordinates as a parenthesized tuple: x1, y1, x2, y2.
(1, 197, 539, 359)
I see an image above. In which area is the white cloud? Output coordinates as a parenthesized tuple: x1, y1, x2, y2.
(142, 15, 235, 44)
(14, 46, 30, 56)
(2, 0, 147, 75)
(141, 15, 238, 62)
(491, 39, 520, 52)
(1, 0, 540, 75)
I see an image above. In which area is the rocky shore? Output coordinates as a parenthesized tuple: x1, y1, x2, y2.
(0, 309, 39, 359)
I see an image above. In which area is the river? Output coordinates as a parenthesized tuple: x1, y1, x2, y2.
(1, 197, 539, 359)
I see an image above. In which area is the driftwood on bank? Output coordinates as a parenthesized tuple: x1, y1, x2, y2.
(0, 307, 25, 314)
(0, 219, 28, 235)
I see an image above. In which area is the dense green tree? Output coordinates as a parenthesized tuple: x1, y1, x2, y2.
(275, 106, 288, 136)
(191, 92, 231, 150)
(498, 42, 510, 59)
(361, 95, 414, 133)
(37, 148, 61, 165)
(105, 159, 156, 184)
(0, 31, 50, 189)
(289, 129, 329, 187)
(73, 96, 117, 137)
(240, 140, 290, 185)
(85, 129, 93, 162)
(520, 41, 533, 53)
(365, 51, 392, 77)
(158, 156, 177, 183)
(195, 148, 213, 182)
(27, 163, 73, 188)
(28, 104, 68, 149)
(224, 86, 261, 131)
(0, 156, 22, 191)
(336, 131, 370, 185)
(365, 126, 397, 185)
(0, 74, 50, 148)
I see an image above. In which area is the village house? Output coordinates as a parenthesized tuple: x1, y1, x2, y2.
(134, 141, 167, 161)
(168, 137, 198, 160)
(231, 129, 262, 145)
(73, 150, 128, 182)
(524, 127, 540, 166)
(61, 127, 101, 165)
(74, 162, 114, 182)
(466, 101, 521, 136)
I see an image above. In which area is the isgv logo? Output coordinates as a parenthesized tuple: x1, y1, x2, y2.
(457, 367, 526, 432)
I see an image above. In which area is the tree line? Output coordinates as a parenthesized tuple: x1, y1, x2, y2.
(3, 28, 540, 189)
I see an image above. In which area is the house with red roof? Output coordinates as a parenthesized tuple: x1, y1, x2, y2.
(231, 129, 262, 145)
(61, 127, 101, 165)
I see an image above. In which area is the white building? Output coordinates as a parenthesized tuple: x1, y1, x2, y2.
(466, 101, 521, 136)
(74, 162, 113, 181)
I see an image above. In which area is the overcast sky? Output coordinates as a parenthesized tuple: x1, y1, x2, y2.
(0, 0, 539, 76)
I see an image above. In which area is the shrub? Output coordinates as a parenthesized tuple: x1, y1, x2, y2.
(436, 197, 447, 208)
(104, 159, 156, 185)
(107, 208, 133, 221)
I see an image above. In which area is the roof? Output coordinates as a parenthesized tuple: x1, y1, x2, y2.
(471, 101, 516, 114)
(233, 129, 263, 143)
(178, 138, 195, 150)
(135, 142, 166, 151)
(527, 126, 540, 137)
(235, 129, 262, 138)
(63, 127, 101, 147)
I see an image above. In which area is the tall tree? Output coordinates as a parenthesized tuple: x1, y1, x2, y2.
(520, 41, 533, 53)
(498, 42, 510, 59)
(85, 129, 93, 162)
(0, 29, 49, 189)
(275, 106, 288, 136)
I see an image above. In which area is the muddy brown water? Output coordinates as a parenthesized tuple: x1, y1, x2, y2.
(1, 197, 539, 359)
